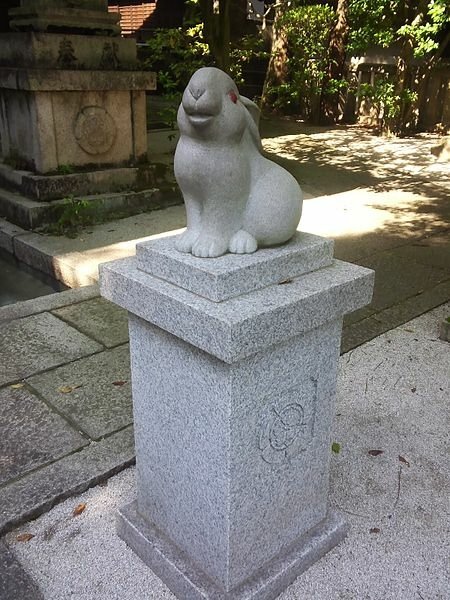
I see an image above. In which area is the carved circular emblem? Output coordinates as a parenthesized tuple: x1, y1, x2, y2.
(259, 403, 307, 465)
(74, 106, 116, 155)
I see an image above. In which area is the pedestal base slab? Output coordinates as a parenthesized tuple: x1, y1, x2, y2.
(118, 500, 348, 600)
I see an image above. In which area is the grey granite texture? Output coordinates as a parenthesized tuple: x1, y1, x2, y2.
(101, 234, 373, 598)
(118, 502, 348, 600)
(27, 344, 132, 440)
(174, 67, 302, 257)
(0, 385, 87, 486)
(100, 257, 374, 363)
(136, 232, 333, 302)
(52, 296, 129, 348)
(128, 315, 344, 591)
(0, 312, 102, 386)
(0, 426, 135, 535)
(0, 540, 43, 600)
(0, 219, 25, 253)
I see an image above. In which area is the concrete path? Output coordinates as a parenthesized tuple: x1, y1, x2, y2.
(3, 303, 449, 600)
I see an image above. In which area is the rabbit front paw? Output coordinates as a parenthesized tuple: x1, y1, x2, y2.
(192, 234, 229, 258)
(175, 229, 200, 253)
(229, 230, 257, 254)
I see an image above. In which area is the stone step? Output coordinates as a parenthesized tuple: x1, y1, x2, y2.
(0, 162, 168, 201)
(0, 185, 182, 230)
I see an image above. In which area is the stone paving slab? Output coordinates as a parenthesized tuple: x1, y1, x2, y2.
(52, 297, 129, 348)
(0, 426, 135, 536)
(342, 279, 450, 352)
(0, 312, 103, 386)
(0, 540, 43, 600)
(358, 251, 450, 312)
(27, 345, 132, 440)
(0, 385, 87, 486)
(0, 284, 99, 324)
(0, 219, 25, 254)
(387, 233, 450, 271)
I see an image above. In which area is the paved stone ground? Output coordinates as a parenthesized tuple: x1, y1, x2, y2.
(4, 303, 449, 600)
(0, 121, 449, 597)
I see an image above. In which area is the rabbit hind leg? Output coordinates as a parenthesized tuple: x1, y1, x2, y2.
(229, 229, 258, 254)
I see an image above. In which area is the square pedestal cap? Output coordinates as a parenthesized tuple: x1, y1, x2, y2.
(100, 233, 375, 363)
(136, 232, 334, 302)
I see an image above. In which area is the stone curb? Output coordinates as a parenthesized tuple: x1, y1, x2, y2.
(0, 539, 43, 600)
(0, 283, 99, 324)
(0, 426, 135, 536)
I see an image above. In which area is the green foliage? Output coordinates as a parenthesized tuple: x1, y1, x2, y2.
(332, 442, 341, 454)
(359, 78, 417, 130)
(56, 164, 74, 175)
(145, 19, 267, 127)
(265, 4, 334, 117)
(397, 0, 449, 58)
(45, 197, 96, 237)
(348, 0, 398, 54)
(349, 0, 449, 57)
(350, 0, 449, 133)
(145, 24, 211, 127)
(230, 34, 269, 86)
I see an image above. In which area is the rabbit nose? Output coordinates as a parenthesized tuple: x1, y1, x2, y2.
(189, 87, 205, 100)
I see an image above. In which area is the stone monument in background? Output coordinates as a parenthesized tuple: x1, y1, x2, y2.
(100, 68, 375, 600)
(0, 0, 157, 228)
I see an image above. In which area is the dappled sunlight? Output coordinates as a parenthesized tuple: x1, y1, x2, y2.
(263, 127, 450, 194)
(42, 127, 447, 288)
(299, 187, 448, 240)
(52, 227, 185, 284)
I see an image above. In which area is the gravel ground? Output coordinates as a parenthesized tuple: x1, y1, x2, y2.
(5, 302, 450, 600)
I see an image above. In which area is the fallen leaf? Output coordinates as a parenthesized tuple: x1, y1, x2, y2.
(58, 384, 82, 394)
(331, 442, 341, 454)
(411, 387, 417, 393)
(369, 527, 380, 534)
(112, 380, 127, 386)
(368, 450, 384, 456)
(10, 383, 25, 389)
(73, 503, 87, 516)
(16, 533, 34, 542)
(399, 455, 410, 467)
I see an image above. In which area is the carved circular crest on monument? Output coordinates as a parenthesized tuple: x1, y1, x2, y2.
(74, 106, 116, 155)
(259, 403, 308, 465)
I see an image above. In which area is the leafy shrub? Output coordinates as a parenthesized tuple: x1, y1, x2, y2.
(265, 4, 334, 119)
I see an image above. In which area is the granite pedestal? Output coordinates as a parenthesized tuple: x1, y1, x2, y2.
(100, 232, 374, 600)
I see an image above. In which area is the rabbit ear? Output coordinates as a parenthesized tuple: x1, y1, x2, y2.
(240, 96, 260, 127)
(240, 96, 263, 153)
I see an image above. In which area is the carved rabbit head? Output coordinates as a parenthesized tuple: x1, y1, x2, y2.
(177, 67, 261, 150)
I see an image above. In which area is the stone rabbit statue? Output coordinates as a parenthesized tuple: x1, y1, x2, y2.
(174, 67, 303, 258)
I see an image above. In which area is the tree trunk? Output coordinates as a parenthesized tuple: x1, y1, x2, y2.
(261, 4, 289, 110)
(318, 0, 349, 124)
(230, 0, 253, 41)
(392, 37, 415, 135)
(417, 30, 450, 130)
(199, 0, 231, 72)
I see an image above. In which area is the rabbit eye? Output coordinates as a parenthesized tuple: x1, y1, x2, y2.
(229, 90, 238, 104)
